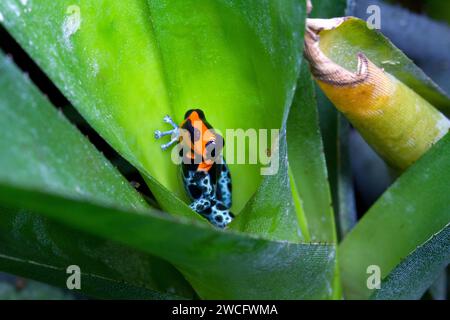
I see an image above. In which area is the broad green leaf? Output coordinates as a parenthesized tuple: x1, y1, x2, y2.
(318, 17, 450, 115)
(0, 52, 194, 299)
(227, 3, 307, 242)
(209, 1, 307, 243)
(0, 0, 305, 215)
(371, 224, 449, 300)
(340, 134, 450, 300)
(0, 46, 336, 299)
(0, 211, 192, 300)
(0, 182, 337, 299)
(229, 124, 307, 243)
(311, 85, 355, 240)
(228, 68, 309, 242)
(287, 62, 341, 299)
(230, 49, 340, 297)
(333, 114, 357, 238)
(0, 55, 148, 211)
(294, 0, 348, 290)
(287, 63, 335, 244)
(296, 0, 348, 298)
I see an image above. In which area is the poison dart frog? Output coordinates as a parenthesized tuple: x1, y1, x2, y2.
(154, 109, 234, 228)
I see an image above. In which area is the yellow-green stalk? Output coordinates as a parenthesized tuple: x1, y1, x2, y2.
(304, 19, 450, 170)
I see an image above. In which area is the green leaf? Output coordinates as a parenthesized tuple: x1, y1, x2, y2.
(318, 17, 450, 115)
(371, 224, 449, 300)
(210, 1, 308, 242)
(332, 114, 357, 238)
(0, 52, 194, 299)
(0, 55, 148, 211)
(229, 117, 308, 243)
(0, 182, 337, 299)
(0, 47, 335, 299)
(0, 0, 305, 215)
(227, 6, 309, 242)
(287, 62, 341, 299)
(287, 64, 335, 244)
(339, 134, 450, 300)
(231, 42, 340, 297)
(0, 212, 193, 300)
(0, 1, 339, 299)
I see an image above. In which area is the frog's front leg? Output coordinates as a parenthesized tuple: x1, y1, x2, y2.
(154, 115, 180, 150)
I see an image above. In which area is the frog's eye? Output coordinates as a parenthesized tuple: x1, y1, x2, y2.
(205, 140, 216, 159)
(205, 135, 224, 160)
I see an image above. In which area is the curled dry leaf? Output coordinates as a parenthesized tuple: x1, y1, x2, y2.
(304, 19, 450, 170)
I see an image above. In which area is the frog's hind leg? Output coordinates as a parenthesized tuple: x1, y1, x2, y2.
(183, 170, 214, 201)
(183, 170, 214, 216)
(183, 166, 234, 228)
(189, 198, 213, 214)
(215, 158, 232, 209)
(183, 170, 233, 228)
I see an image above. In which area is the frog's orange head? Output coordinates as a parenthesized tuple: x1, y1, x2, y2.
(184, 109, 206, 121)
(180, 109, 224, 171)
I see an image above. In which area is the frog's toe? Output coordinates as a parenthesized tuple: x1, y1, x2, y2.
(161, 140, 177, 150)
(154, 130, 163, 139)
(224, 214, 233, 223)
(163, 115, 178, 129)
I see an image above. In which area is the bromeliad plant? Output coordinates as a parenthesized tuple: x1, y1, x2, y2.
(0, 0, 448, 300)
